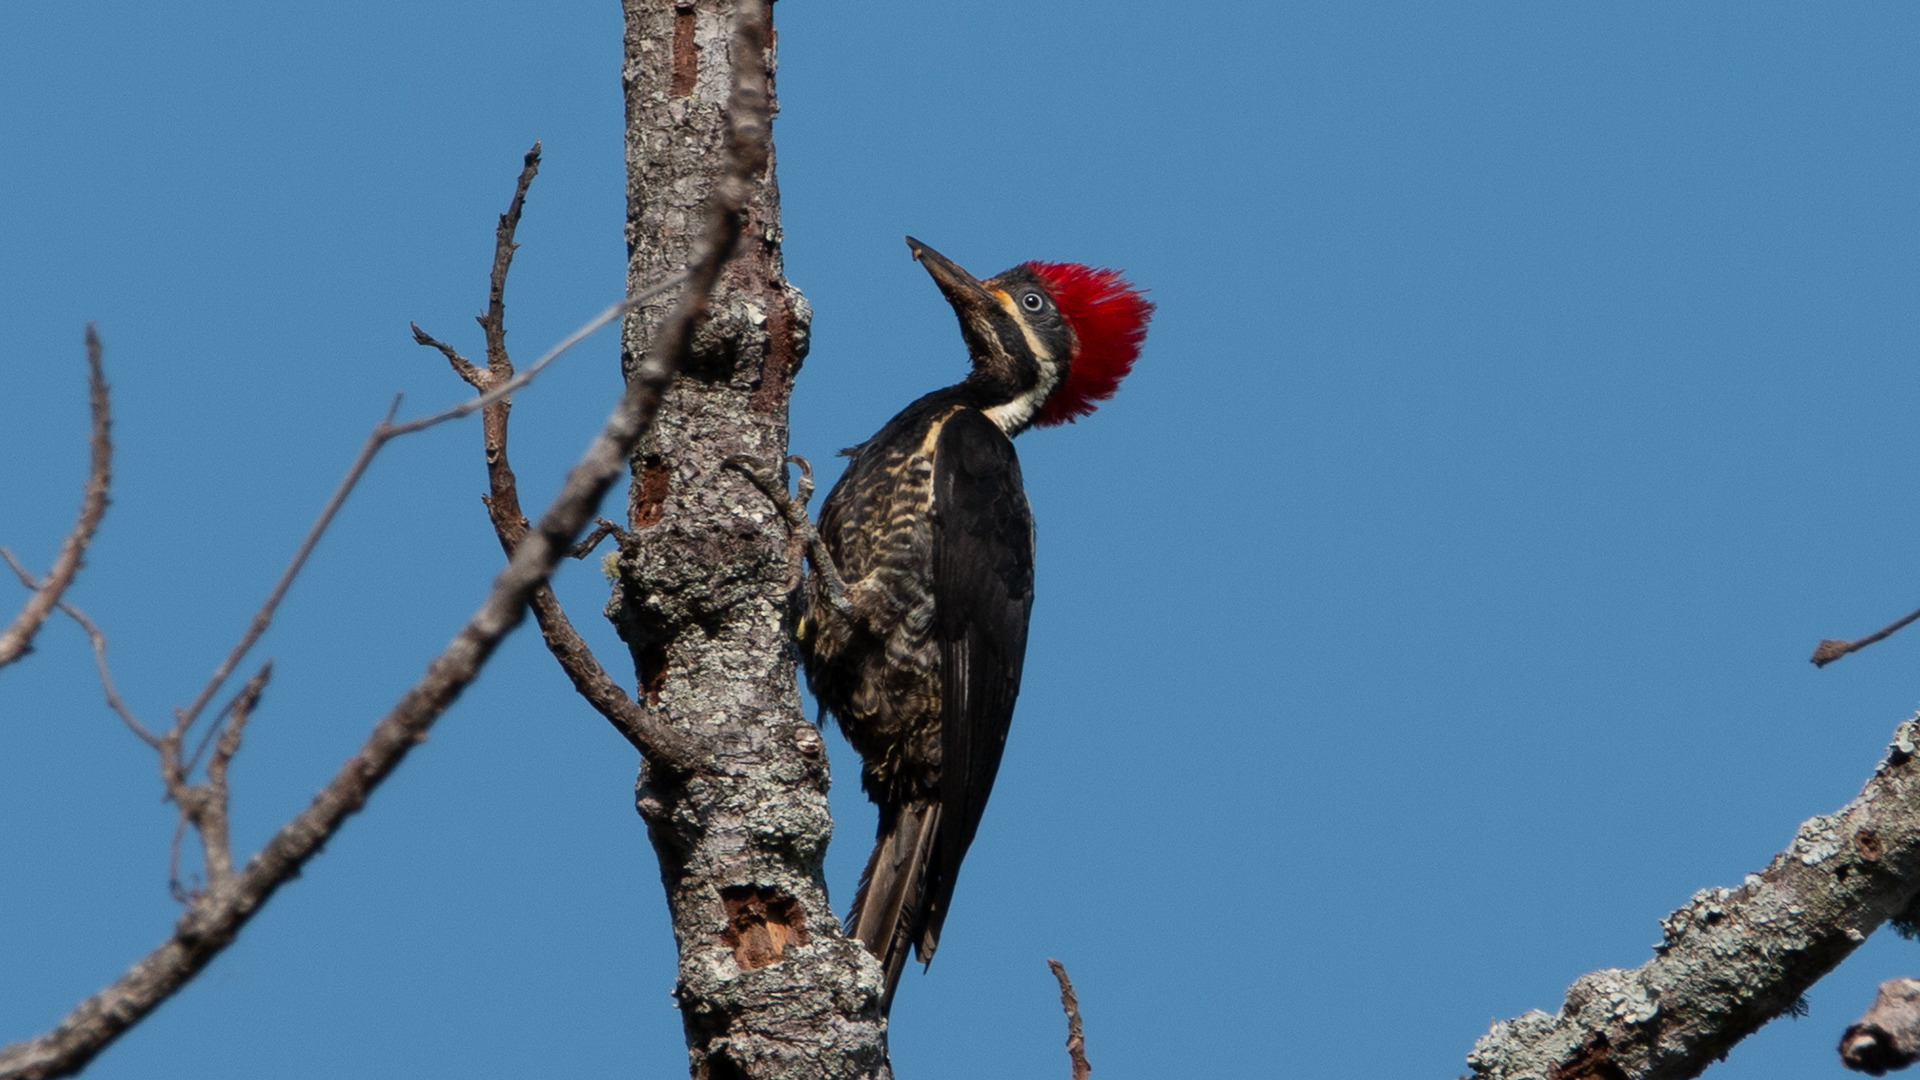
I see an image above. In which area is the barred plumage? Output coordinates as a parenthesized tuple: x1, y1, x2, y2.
(798, 239, 1151, 1014)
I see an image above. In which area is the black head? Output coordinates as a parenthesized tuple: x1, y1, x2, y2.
(907, 237, 1077, 435)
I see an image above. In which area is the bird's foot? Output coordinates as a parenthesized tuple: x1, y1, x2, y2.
(723, 454, 852, 615)
(566, 517, 632, 560)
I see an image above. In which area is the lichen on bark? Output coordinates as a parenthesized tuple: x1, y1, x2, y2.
(1468, 713, 1920, 1080)
(613, 3, 888, 1077)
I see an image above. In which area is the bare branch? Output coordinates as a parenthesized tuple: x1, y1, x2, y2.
(183, 667, 259, 776)
(178, 266, 689, 744)
(198, 661, 269, 883)
(409, 136, 539, 399)
(0, 326, 113, 670)
(1842, 978, 1920, 1074)
(1, 552, 157, 749)
(1469, 713, 1920, 1080)
(1813, 602, 1920, 667)
(162, 660, 268, 899)
(165, 816, 192, 906)
(171, 393, 403, 739)
(567, 518, 628, 560)
(411, 322, 483, 386)
(391, 272, 690, 439)
(1048, 959, 1092, 1080)
(526, 585, 714, 767)
(481, 142, 543, 375)
(412, 143, 714, 773)
(0, 4, 770, 1068)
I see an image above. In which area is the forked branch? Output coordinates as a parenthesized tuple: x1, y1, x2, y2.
(0, 326, 112, 670)
(163, 661, 271, 895)
(412, 144, 712, 774)
(179, 269, 686, 745)
(0, 554, 154, 748)
(0, 556, 252, 895)
(0, 6, 769, 1063)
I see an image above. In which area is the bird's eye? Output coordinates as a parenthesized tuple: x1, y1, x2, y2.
(1021, 291, 1045, 312)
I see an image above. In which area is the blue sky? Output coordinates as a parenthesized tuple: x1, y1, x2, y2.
(4, 2, 1919, 1077)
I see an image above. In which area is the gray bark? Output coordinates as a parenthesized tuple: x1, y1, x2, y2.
(1841, 978, 1920, 1074)
(614, 3, 891, 1077)
(1468, 713, 1920, 1080)
(0, 327, 110, 671)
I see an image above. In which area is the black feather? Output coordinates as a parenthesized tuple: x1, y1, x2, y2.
(920, 408, 1034, 960)
(804, 400, 1037, 1015)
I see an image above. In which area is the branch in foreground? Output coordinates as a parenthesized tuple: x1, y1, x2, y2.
(0, 326, 111, 670)
(412, 144, 711, 774)
(1049, 959, 1092, 1080)
(176, 264, 685, 744)
(1841, 978, 1920, 1075)
(0, 55, 765, 1067)
(1813, 601, 1920, 668)
(1468, 714, 1920, 1080)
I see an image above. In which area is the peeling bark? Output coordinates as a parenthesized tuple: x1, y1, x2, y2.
(616, 3, 888, 1078)
(1468, 714, 1920, 1080)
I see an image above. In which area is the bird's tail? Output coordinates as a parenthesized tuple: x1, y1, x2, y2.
(847, 799, 942, 1015)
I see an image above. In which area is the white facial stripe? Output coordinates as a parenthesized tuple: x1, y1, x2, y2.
(991, 289, 1055, 364)
(982, 288, 1063, 435)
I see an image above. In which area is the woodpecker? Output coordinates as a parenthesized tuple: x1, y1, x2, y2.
(798, 237, 1153, 1012)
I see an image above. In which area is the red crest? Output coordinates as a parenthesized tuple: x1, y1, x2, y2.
(1023, 262, 1155, 427)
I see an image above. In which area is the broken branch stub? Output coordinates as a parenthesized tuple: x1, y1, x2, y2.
(1843, 978, 1920, 1075)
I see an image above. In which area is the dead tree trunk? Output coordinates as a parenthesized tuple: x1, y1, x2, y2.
(613, 3, 891, 1077)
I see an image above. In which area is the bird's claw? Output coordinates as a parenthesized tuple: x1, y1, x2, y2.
(724, 454, 852, 615)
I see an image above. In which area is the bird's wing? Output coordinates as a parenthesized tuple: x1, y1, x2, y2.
(922, 407, 1036, 960)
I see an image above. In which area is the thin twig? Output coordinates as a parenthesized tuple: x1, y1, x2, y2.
(198, 661, 270, 883)
(413, 323, 482, 386)
(179, 272, 689, 745)
(523, 583, 707, 765)
(567, 518, 629, 560)
(0, 326, 113, 670)
(0, 5, 771, 1072)
(414, 145, 542, 553)
(411, 147, 712, 771)
(183, 673, 253, 776)
(166, 816, 192, 905)
(393, 272, 688, 438)
(1049, 959, 1092, 1080)
(0, 551, 157, 749)
(1813, 601, 1920, 667)
(171, 393, 402, 739)
(160, 653, 271, 902)
(481, 143, 543, 375)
